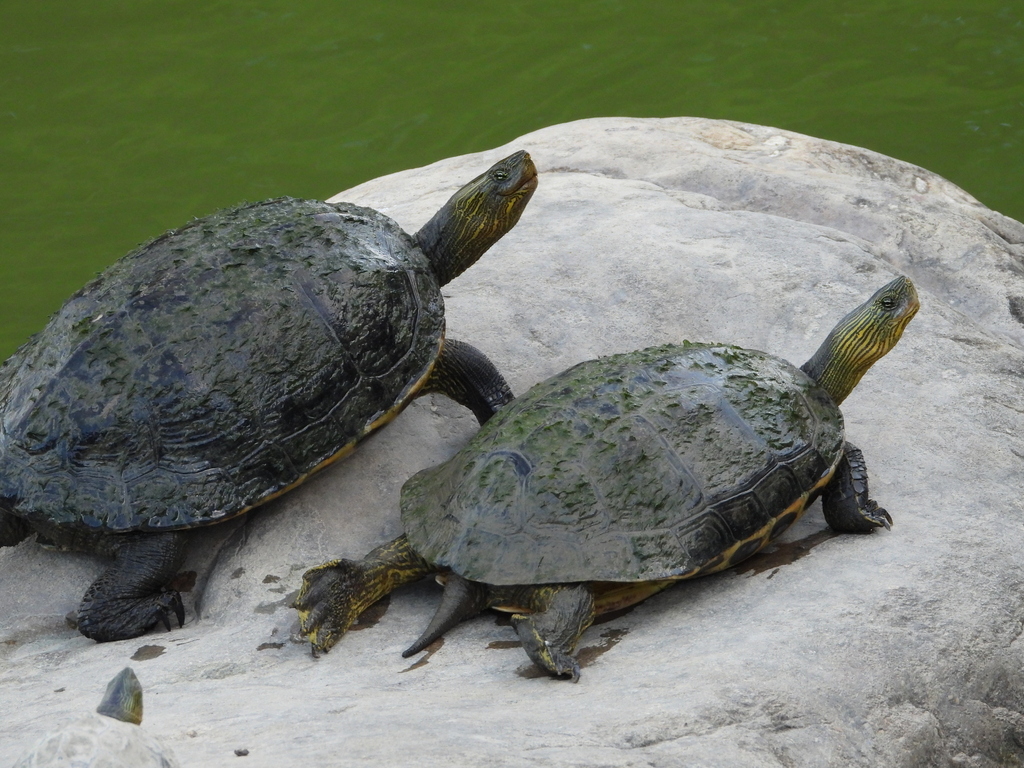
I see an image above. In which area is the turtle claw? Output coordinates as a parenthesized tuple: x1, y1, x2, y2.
(293, 537, 434, 655)
(548, 652, 582, 684)
(150, 590, 186, 634)
(821, 448, 894, 534)
(78, 590, 185, 642)
(74, 532, 189, 642)
(863, 500, 892, 530)
(292, 559, 368, 654)
(512, 614, 582, 683)
(173, 591, 185, 626)
(159, 591, 185, 632)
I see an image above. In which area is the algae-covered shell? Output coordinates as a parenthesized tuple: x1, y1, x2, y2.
(0, 198, 443, 531)
(401, 343, 845, 584)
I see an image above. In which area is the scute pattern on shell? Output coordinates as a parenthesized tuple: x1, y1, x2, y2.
(401, 344, 844, 585)
(13, 713, 180, 768)
(0, 198, 444, 531)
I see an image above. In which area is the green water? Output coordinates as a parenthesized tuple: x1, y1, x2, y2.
(1, 1, 1022, 357)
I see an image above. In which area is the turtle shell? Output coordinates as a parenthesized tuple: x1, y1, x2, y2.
(401, 343, 845, 585)
(13, 713, 180, 768)
(0, 198, 444, 531)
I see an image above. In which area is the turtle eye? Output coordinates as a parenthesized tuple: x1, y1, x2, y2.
(493, 169, 509, 181)
(879, 295, 898, 311)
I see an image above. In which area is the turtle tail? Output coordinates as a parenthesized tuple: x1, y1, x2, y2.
(402, 573, 489, 657)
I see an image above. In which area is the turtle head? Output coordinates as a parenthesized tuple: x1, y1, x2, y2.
(800, 276, 919, 405)
(415, 150, 538, 285)
(95, 667, 143, 725)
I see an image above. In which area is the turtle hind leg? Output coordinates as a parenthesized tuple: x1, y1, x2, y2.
(510, 583, 596, 682)
(403, 573, 489, 657)
(77, 531, 188, 643)
(419, 338, 513, 425)
(0, 509, 30, 547)
(293, 535, 434, 655)
(822, 443, 893, 533)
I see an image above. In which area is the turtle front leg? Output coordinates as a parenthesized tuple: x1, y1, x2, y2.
(821, 443, 893, 532)
(293, 535, 434, 655)
(419, 338, 514, 425)
(77, 531, 188, 642)
(508, 582, 596, 682)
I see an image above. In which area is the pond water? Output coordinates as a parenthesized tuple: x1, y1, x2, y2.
(1, 1, 1022, 356)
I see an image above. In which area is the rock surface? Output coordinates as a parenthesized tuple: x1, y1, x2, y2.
(3, 117, 1024, 767)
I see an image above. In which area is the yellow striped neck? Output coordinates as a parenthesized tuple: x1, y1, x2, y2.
(800, 327, 874, 406)
(416, 191, 519, 285)
(800, 277, 920, 406)
(415, 151, 536, 286)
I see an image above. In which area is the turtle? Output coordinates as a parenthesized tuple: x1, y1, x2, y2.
(13, 667, 181, 768)
(293, 275, 919, 680)
(0, 150, 538, 643)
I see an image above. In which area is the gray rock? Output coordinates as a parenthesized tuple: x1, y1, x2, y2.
(2, 117, 1024, 767)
